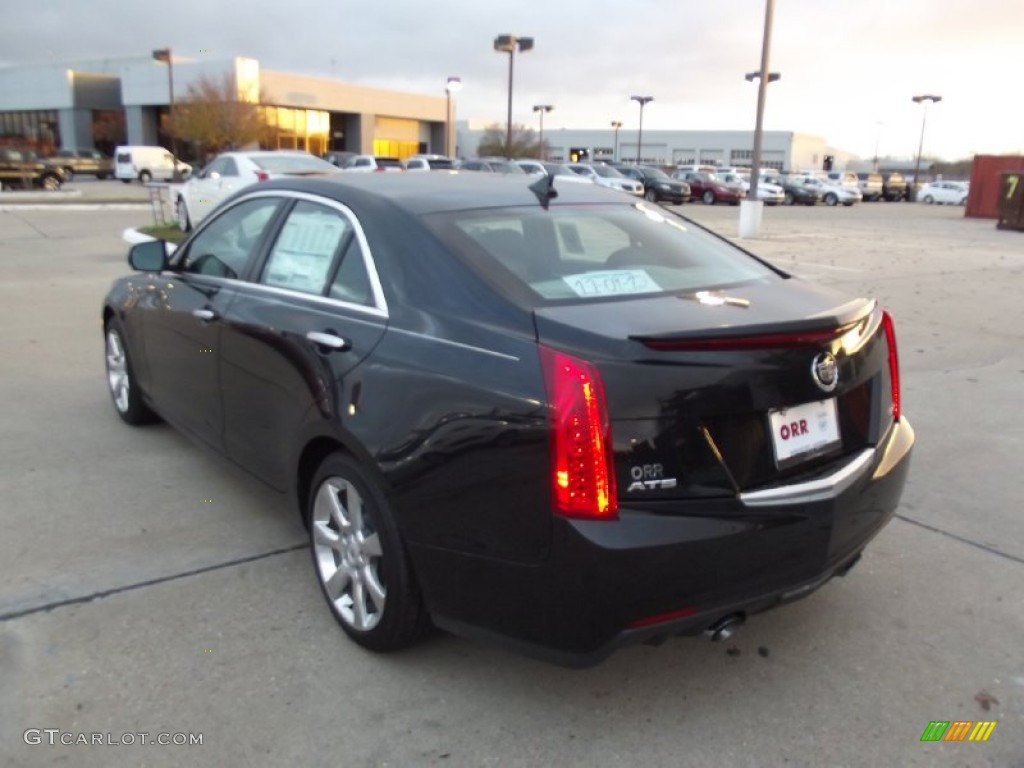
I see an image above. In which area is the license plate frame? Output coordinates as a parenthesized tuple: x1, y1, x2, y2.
(768, 399, 842, 469)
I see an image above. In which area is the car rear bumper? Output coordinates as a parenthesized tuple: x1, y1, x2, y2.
(418, 417, 914, 666)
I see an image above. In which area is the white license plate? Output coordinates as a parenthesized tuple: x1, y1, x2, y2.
(768, 399, 841, 468)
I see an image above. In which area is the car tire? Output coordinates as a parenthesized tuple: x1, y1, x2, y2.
(308, 453, 430, 652)
(97, 173, 109, 180)
(784, 192, 795, 205)
(923, 195, 934, 204)
(644, 188, 658, 203)
(824, 193, 838, 206)
(176, 197, 192, 232)
(104, 319, 158, 425)
(63, 167, 75, 181)
(41, 174, 62, 191)
(138, 170, 152, 184)
(702, 190, 715, 205)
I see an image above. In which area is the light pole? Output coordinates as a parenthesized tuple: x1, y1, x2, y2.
(911, 94, 941, 201)
(611, 121, 622, 162)
(493, 34, 534, 159)
(873, 120, 884, 171)
(152, 48, 182, 181)
(739, 0, 778, 238)
(744, 69, 780, 198)
(445, 76, 462, 157)
(630, 96, 653, 163)
(533, 104, 553, 160)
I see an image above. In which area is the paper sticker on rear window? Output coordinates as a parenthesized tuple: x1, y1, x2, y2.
(562, 270, 662, 298)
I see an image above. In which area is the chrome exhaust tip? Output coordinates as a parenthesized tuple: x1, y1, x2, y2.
(705, 613, 746, 643)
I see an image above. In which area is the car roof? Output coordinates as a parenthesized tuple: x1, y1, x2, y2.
(251, 172, 626, 215)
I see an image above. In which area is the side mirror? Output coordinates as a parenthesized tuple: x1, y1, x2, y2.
(128, 240, 168, 272)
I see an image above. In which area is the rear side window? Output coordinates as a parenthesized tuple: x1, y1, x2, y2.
(116, 152, 130, 163)
(261, 201, 351, 295)
(424, 204, 778, 304)
(259, 200, 376, 307)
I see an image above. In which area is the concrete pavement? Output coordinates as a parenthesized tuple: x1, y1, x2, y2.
(0, 202, 1021, 767)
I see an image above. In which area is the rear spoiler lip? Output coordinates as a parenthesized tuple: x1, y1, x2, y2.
(630, 298, 876, 349)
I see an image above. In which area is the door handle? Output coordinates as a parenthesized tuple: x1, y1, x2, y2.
(192, 309, 217, 321)
(306, 331, 350, 351)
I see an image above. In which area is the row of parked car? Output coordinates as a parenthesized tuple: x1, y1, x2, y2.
(166, 149, 972, 233)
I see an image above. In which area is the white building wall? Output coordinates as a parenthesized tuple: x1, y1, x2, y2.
(456, 124, 834, 171)
(0, 66, 75, 110)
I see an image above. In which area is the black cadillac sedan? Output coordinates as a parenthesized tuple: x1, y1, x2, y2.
(102, 173, 913, 666)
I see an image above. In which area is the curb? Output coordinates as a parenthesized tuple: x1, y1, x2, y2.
(1, 203, 150, 211)
(122, 228, 156, 245)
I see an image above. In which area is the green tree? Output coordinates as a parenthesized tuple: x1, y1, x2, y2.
(476, 123, 548, 159)
(170, 74, 272, 158)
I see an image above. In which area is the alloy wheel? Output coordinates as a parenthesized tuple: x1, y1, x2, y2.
(105, 329, 131, 413)
(312, 477, 387, 632)
(177, 198, 191, 232)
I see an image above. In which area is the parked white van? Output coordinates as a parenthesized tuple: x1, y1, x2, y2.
(114, 146, 191, 183)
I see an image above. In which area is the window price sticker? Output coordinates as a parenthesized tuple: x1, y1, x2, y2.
(563, 270, 661, 298)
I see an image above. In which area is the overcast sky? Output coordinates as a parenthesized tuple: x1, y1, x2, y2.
(4, 0, 1022, 160)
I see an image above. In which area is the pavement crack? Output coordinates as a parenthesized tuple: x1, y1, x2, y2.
(1, 210, 50, 238)
(895, 514, 1024, 565)
(0, 541, 307, 623)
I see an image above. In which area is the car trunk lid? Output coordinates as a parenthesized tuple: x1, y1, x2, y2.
(534, 280, 893, 503)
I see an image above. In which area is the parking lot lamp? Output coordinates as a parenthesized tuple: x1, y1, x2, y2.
(611, 120, 622, 162)
(445, 77, 462, 157)
(911, 94, 942, 200)
(533, 105, 553, 160)
(739, 0, 777, 238)
(493, 35, 534, 159)
(630, 96, 653, 163)
(152, 48, 182, 182)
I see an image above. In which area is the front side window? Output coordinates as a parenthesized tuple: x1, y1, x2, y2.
(178, 198, 280, 279)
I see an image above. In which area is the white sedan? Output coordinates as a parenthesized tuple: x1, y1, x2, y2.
(719, 171, 785, 205)
(918, 181, 969, 205)
(564, 163, 644, 195)
(797, 177, 862, 206)
(514, 160, 596, 184)
(175, 151, 339, 231)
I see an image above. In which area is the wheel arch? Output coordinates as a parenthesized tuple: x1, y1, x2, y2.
(295, 435, 382, 527)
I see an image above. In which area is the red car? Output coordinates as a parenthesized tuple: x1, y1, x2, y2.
(672, 170, 745, 205)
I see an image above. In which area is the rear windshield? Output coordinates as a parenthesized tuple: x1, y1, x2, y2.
(251, 154, 336, 174)
(592, 165, 624, 178)
(426, 158, 454, 169)
(376, 157, 403, 168)
(423, 203, 778, 305)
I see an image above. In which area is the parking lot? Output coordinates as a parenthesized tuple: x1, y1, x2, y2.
(1, 199, 1021, 767)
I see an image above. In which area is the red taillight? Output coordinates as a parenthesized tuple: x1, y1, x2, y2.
(255, 170, 270, 182)
(881, 310, 901, 421)
(628, 605, 697, 629)
(540, 346, 618, 520)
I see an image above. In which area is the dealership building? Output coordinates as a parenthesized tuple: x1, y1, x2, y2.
(0, 54, 854, 172)
(0, 55, 451, 159)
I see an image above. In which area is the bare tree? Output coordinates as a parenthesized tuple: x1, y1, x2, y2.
(171, 73, 272, 158)
(476, 123, 547, 159)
